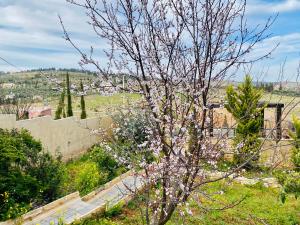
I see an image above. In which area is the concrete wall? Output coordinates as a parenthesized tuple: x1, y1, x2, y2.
(0, 114, 110, 160)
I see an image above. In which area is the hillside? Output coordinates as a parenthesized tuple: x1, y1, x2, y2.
(0, 69, 97, 100)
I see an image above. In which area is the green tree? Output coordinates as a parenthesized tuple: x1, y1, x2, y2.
(225, 75, 264, 169)
(80, 80, 87, 119)
(66, 72, 73, 117)
(54, 87, 66, 120)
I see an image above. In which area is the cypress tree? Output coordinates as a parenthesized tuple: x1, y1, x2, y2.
(62, 105, 66, 118)
(225, 75, 264, 169)
(66, 72, 73, 117)
(80, 80, 87, 119)
(54, 87, 66, 120)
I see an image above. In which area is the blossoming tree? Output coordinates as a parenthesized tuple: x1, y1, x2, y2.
(61, 0, 275, 224)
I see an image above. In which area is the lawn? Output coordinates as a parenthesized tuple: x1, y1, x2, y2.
(76, 180, 300, 225)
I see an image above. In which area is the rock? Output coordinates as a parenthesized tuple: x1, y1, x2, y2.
(262, 177, 280, 188)
(234, 177, 259, 185)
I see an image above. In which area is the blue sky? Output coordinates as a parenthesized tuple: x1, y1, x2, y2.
(0, 0, 300, 81)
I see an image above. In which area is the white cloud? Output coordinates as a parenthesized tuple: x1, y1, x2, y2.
(0, 0, 108, 71)
(247, 0, 300, 14)
(238, 33, 300, 81)
(249, 33, 300, 59)
(0, 0, 299, 81)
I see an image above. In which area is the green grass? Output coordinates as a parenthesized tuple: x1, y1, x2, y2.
(43, 93, 141, 118)
(185, 181, 300, 225)
(83, 93, 141, 112)
(76, 180, 300, 225)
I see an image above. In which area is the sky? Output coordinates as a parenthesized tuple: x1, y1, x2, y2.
(0, 0, 299, 81)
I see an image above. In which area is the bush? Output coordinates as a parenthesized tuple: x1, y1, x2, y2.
(0, 192, 29, 221)
(290, 116, 300, 171)
(276, 171, 300, 203)
(276, 116, 300, 203)
(63, 146, 125, 196)
(104, 202, 124, 218)
(89, 146, 124, 181)
(113, 110, 150, 145)
(0, 129, 65, 221)
(111, 110, 155, 165)
(65, 161, 106, 196)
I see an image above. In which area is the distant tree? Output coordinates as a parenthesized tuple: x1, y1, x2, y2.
(80, 80, 87, 119)
(225, 75, 264, 169)
(0, 98, 31, 120)
(267, 83, 274, 92)
(54, 87, 66, 120)
(66, 73, 73, 117)
(279, 82, 283, 91)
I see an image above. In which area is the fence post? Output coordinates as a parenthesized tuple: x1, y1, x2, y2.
(209, 108, 214, 137)
(261, 109, 265, 137)
(276, 105, 282, 142)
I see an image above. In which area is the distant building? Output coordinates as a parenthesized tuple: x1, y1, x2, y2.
(273, 81, 300, 92)
(32, 95, 43, 102)
(5, 93, 15, 100)
(1, 83, 16, 89)
(71, 84, 77, 90)
(28, 106, 52, 119)
(83, 85, 89, 91)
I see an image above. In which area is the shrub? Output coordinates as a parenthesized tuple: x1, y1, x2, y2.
(111, 110, 155, 165)
(89, 146, 126, 181)
(276, 171, 300, 203)
(104, 202, 124, 218)
(282, 172, 300, 199)
(30, 152, 66, 203)
(290, 116, 300, 171)
(63, 146, 124, 196)
(0, 129, 65, 221)
(0, 192, 29, 221)
(64, 160, 105, 196)
(276, 116, 300, 203)
(74, 162, 104, 195)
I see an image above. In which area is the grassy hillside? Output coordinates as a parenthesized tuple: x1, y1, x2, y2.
(0, 70, 96, 99)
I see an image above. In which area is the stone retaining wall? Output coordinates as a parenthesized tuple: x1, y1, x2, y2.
(0, 114, 112, 161)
